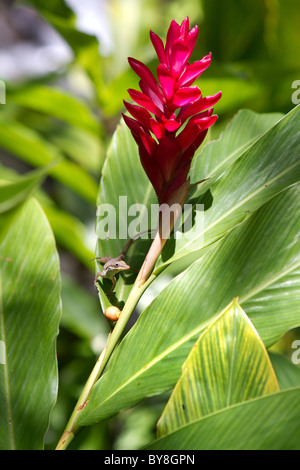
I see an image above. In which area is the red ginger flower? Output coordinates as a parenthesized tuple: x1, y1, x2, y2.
(123, 17, 222, 205)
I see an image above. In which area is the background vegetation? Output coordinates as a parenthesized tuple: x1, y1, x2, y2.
(0, 0, 299, 449)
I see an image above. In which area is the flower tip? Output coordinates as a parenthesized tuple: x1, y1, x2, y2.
(128, 57, 136, 67)
(180, 16, 190, 36)
(122, 112, 133, 126)
(210, 114, 219, 126)
(149, 29, 158, 42)
(128, 57, 140, 70)
(123, 99, 131, 112)
(170, 18, 179, 26)
(214, 91, 223, 103)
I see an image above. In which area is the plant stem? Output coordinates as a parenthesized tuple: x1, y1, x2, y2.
(55, 272, 155, 450)
(55, 333, 111, 450)
(56, 203, 183, 450)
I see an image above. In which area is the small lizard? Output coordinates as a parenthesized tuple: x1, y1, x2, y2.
(93, 230, 156, 296)
(92, 237, 134, 297)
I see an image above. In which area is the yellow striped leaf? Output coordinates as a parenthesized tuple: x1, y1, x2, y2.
(157, 299, 279, 437)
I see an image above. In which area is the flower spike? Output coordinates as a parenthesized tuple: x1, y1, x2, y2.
(124, 17, 222, 205)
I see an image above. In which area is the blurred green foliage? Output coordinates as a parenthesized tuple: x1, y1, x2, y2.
(0, 0, 299, 450)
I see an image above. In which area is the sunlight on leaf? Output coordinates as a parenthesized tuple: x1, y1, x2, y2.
(0, 198, 61, 449)
(157, 299, 279, 438)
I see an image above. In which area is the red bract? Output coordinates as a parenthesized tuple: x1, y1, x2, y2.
(123, 17, 222, 205)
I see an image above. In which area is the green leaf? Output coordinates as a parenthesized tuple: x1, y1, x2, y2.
(189, 109, 283, 191)
(145, 387, 300, 450)
(0, 168, 46, 214)
(78, 183, 300, 426)
(270, 352, 300, 390)
(0, 165, 95, 267)
(157, 299, 279, 438)
(8, 85, 101, 135)
(0, 117, 98, 203)
(156, 104, 300, 270)
(0, 198, 61, 449)
(0, 164, 58, 243)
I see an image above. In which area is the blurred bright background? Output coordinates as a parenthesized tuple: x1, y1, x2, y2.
(0, 0, 299, 450)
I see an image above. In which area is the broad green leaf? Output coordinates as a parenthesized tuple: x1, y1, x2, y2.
(0, 168, 46, 214)
(0, 198, 61, 449)
(8, 85, 101, 135)
(145, 387, 300, 450)
(270, 353, 300, 390)
(189, 109, 283, 192)
(0, 117, 98, 203)
(241, 268, 300, 344)
(0, 165, 95, 267)
(78, 184, 300, 426)
(0, 164, 58, 243)
(155, 104, 300, 271)
(157, 299, 279, 438)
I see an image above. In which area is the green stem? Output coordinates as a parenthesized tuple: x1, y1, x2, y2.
(55, 333, 110, 450)
(55, 273, 155, 450)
